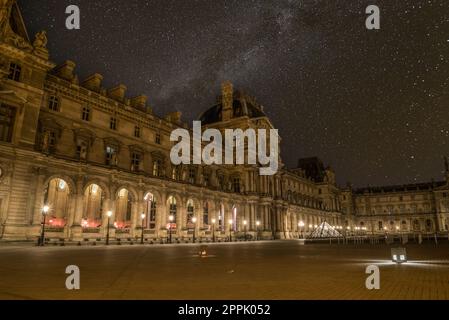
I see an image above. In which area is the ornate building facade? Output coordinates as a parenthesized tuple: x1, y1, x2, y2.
(0, 2, 447, 242)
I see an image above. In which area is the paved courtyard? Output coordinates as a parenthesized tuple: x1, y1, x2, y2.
(0, 241, 448, 300)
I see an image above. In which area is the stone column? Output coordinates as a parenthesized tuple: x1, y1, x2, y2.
(32, 173, 46, 228)
(70, 177, 84, 240)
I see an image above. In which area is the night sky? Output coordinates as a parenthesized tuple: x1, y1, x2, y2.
(18, 0, 449, 187)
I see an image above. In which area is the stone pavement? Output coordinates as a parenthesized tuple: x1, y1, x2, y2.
(0, 241, 448, 300)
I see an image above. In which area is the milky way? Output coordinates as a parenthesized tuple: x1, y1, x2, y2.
(18, 0, 449, 187)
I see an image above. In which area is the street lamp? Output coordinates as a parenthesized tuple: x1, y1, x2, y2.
(228, 219, 233, 242)
(298, 221, 305, 239)
(256, 221, 260, 241)
(39, 205, 50, 246)
(106, 210, 112, 245)
(243, 220, 248, 240)
(192, 216, 197, 243)
(211, 218, 216, 242)
(140, 213, 146, 244)
(168, 215, 174, 244)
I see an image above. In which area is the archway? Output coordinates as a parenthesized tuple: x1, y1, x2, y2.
(82, 184, 104, 228)
(115, 188, 134, 229)
(43, 178, 71, 227)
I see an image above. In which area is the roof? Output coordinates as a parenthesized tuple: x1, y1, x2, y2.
(199, 97, 266, 125)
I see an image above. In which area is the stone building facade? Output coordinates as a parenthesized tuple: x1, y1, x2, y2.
(0, 2, 447, 242)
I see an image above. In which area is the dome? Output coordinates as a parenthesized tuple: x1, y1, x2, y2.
(199, 95, 266, 125)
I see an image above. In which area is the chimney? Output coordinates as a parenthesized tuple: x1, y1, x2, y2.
(81, 73, 103, 93)
(53, 60, 76, 81)
(165, 111, 182, 124)
(130, 95, 148, 111)
(108, 84, 127, 102)
(221, 81, 233, 121)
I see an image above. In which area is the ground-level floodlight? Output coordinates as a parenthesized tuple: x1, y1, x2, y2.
(391, 247, 407, 264)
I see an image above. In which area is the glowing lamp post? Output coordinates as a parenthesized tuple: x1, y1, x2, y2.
(228, 219, 233, 242)
(243, 220, 248, 240)
(256, 221, 261, 241)
(168, 215, 174, 244)
(39, 205, 50, 246)
(192, 216, 197, 243)
(140, 213, 146, 244)
(211, 218, 216, 242)
(106, 210, 112, 245)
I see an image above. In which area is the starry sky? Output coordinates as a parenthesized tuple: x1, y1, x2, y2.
(18, 0, 449, 187)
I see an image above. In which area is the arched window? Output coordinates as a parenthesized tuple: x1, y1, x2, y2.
(83, 184, 104, 228)
(413, 219, 420, 231)
(401, 220, 407, 230)
(43, 178, 70, 227)
(168, 196, 177, 226)
(116, 188, 133, 228)
(378, 221, 383, 231)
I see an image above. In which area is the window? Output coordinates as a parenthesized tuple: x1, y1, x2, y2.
(153, 159, 162, 177)
(0, 104, 16, 142)
(41, 130, 57, 153)
(134, 126, 141, 138)
(155, 132, 161, 144)
(203, 171, 210, 186)
(172, 166, 180, 180)
(232, 177, 241, 193)
(76, 141, 88, 160)
(82, 106, 91, 121)
(48, 96, 60, 112)
(8, 63, 21, 81)
(105, 146, 117, 166)
(218, 175, 224, 190)
(378, 221, 383, 231)
(131, 153, 141, 172)
(188, 167, 196, 184)
(110, 117, 117, 130)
